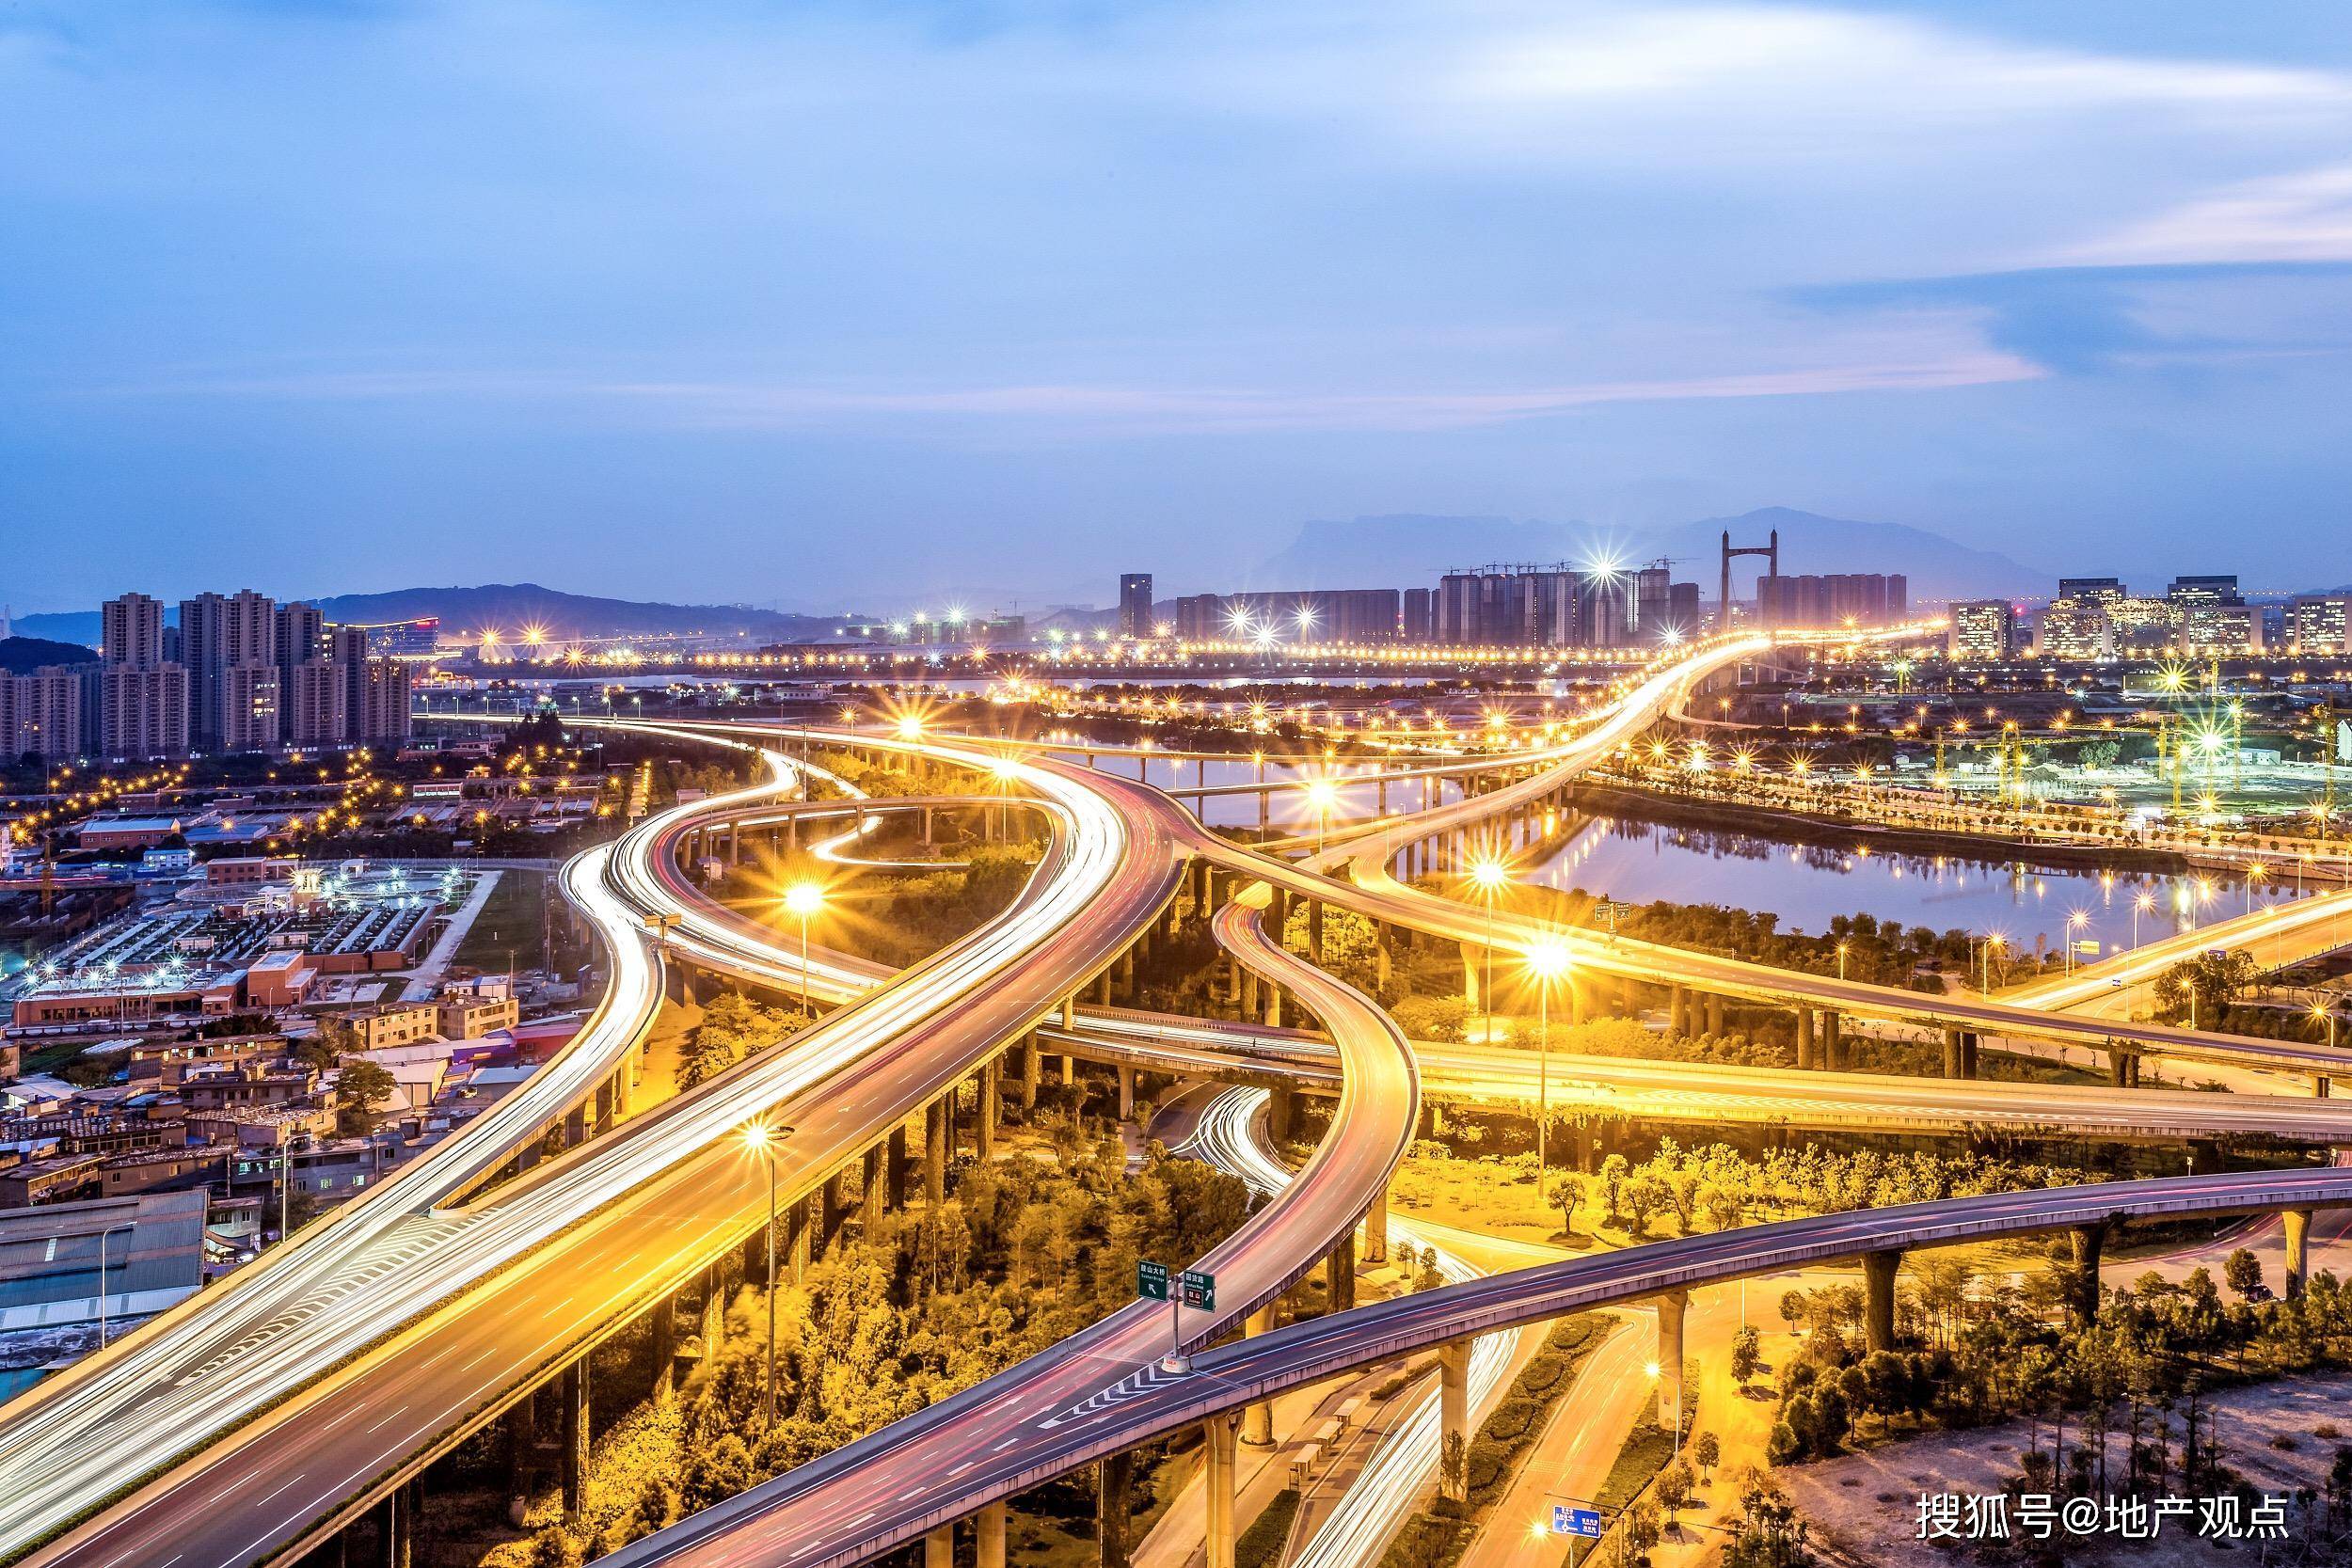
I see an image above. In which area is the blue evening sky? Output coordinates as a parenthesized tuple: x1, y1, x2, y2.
(2, 0, 2347, 612)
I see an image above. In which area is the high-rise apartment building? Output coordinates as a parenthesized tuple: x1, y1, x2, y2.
(1754, 574, 1908, 629)
(1117, 574, 1154, 640)
(1947, 601, 2018, 661)
(0, 669, 84, 761)
(359, 658, 412, 746)
(100, 593, 167, 669)
(274, 602, 326, 683)
(283, 660, 348, 747)
(1168, 589, 1402, 644)
(179, 590, 278, 751)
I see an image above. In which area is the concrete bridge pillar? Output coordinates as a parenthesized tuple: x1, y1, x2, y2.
(862, 1144, 885, 1225)
(1862, 1249, 1900, 1354)
(1117, 1064, 1136, 1121)
(1098, 1451, 1136, 1568)
(1308, 900, 1325, 961)
(1020, 1031, 1041, 1107)
(925, 1526, 953, 1568)
(1061, 1053, 1075, 1086)
(1241, 1306, 1278, 1446)
(2107, 1048, 2140, 1087)
(1795, 1008, 1815, 1070)
(1438, 1339, 1472, 1502)
(1093, 970, 1114, 1006)
(1267, 1085, 1294, 1144)
(977, 1058, 1000, 1160)
(1365, 1182, 1389, 1264)
(977, 1502, 1008, 1568)
(702, 1260, 727, 1356)
(1327, 1231, 1357, 1311)
(1941, 1028, 1964, 1079)
(2068, 1224, 2106, 1324)
(1204, 1414, 1240, 1568)
(2287, 1208, 2312, 1298)
(1263, 982, 1283, 1030)
(650, 1294, 676, 1403)
(787, 1193, 814, 1281)
(1821, 1011, 1844, 1071)
(887, 1123, 911, 1211)
(1704, 993, 1724, 1037)
(2315, 1075, 2333, 1100)
(560, 1358, 590, 1520)
(1117, 946, 1136, 997)
(1669, 986, 1691, 1038)
(1375, 923, 1392, 991)
(1655, 1289, 1687, 1436)
(925, 1100, 949, 1207)
(1962, 1033, 1980, 1077)
(1242, 968, 1261, 1019)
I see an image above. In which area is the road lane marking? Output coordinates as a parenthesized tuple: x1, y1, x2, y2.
(255, 1475, 306, 1505)
(364, 1405, 410, 1433)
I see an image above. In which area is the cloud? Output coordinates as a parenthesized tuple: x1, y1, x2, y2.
(2053, 164, 2352, 266)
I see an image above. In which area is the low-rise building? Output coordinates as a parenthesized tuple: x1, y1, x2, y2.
(323, 1002, 439, 1053)
(0, 1189, 208, 1332)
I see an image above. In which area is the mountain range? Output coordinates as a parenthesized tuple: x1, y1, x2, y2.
(11, 584, 857, 651)
(1239, 507, 2050, 603)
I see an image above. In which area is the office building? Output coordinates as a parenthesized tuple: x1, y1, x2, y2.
(1947, 601, 2018, 661)
(0, 668, 84, 760)
(2182, 602, 2260, 656)
(2036, 601, 2114, 660)
(353, 619, 441, 657)
(2056, 578, 2126, 606)
(2293, 596, 2350, 657)
(1117, 574, 1154, 640)
(2166, 575, 2242, 607)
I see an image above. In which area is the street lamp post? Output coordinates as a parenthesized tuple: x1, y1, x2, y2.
(742, 1120, 794, 1424)
(1467, 857, 1513, 1044)
(1525, 939, 1570, 1171)
(783, 882, 824, 1023)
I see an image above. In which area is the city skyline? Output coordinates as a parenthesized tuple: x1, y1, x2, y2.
(4, 1, 2348, 610)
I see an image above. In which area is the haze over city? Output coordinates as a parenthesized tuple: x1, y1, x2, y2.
(5, 0, 2350, 611)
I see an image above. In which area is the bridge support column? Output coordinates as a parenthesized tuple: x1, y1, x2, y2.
(1821, 1011, 1843, 1071)
(1263, 982, 1283, 1030)
(1117, 946, 1136, 997)
(977, 1502, 1008, 1568)
(502, 1403, 533, 1526)
(2287, 1208, 2312, 1299)
(1098, 1451, 1136, 1568)
(1327, 1231, 1357, 1311)
(925, 1525, 953, 1568)
(1241, 1306, 1278, 1446)
(2107, 1048, 2140, 1087)
(1242, 969, 1261, 1019)
(1942, 1028, 1964, 1079)
(887, 1123, 911, 1211)
(1267, 1085, 1294, 1144)
(787, 1194, 814, 1282)
(1021, 1031, 1041, 1107)
(1205, 1413, 1239, 1568)
(1308, 900, 1325, 961)
(1118, 1064, 1136, 1121)
(2068, 1225, 2105, 1325)
(1094, 971, 1114, 1006)
(1061, 1052, 1075, 1086)
(1461, 943, 1482, 1011)
(1862, 1250, 1900, 1354)
(1438, 1338, 1470, 1504)
(375, 1485, 409, 1568)
(1655, 1289, 1686, 1436)
(560, 1358, 589, 1521)
(651, 1294, 676, 1402)
(1795, 1007, 1815, 1070)
(2316, 1075, 2333, 1100)
(926, 1100, 949, 1206)
(1375, 922, 1392, 991)
(1704, 993, 1724, 1037)
(1962, 1033, 1979, 1077)
(862, 1145, 884, 1225)
(702, 1261, 727, 1355)
(1365, 1181, 1389, 1264)
(978, 1058, 1000, 1160)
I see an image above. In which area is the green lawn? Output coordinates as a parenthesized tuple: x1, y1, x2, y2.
(452, 869, 548, 974)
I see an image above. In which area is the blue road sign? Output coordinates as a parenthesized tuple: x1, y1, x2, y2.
(1553, 1506, 1602, 1539)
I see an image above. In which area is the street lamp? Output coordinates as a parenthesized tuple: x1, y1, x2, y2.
(1465, 855, 1514, 1043)
(2133, 891, 2154, 948)
(1306, 778, 1339, 850)
(1836, 942, 1850, 983)
(741, 1118, 795, 1424)
(2066, 911, 2090, 975)
(2314, 1003, 2338, 1050)
(782, 882, 825, 1022)
(1524, 937, 1571, 1171)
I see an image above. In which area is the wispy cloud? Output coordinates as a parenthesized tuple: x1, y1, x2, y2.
(2053, 164, 2352, 266)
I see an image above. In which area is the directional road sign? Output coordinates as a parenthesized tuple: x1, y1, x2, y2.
(1137, 1260, 1170, 1301)
(1178, 1269, 1216, 1310)
(1552, 1506, 1602, 1539)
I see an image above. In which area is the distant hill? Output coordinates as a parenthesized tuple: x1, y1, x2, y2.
(1245, 507, 2044, 603)
(0, 636, 98, 674)
(15, 584, 861, 651)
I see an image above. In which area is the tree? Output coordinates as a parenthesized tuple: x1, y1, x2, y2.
(1729, 1324, 1762, 1391)
(1693, 1430, 1721, 1480)
(1779, 1290, 1805, 1337)
(1597, 1154, 1630, 1223)
(2223, 1247, 2265, 1302)
(1657, 1460, 1694, 1528)
(335, 1059, 397, 1136)
(1623, 1175, 1668, 1239)
(1624, 1499, 1662, 1562)
(2152, 950, 2260, 1024)
(1545, 1172, 1584, 1239)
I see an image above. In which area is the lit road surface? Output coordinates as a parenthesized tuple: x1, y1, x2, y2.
(0, 834, 690, 1559)
(591, 851, 1418, 1568)
(1176, 1087, 1518, 1568)
(12, 737, 1184, 1568)
(632, 1166, 2352, 1568)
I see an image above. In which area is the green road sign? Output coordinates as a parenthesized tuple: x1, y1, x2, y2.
(1137, 1259, 1170, 1301)
(1179, 1269, 1216, 1310)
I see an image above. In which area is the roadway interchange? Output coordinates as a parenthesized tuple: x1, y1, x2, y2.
(4, 626, 2343, 1568)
